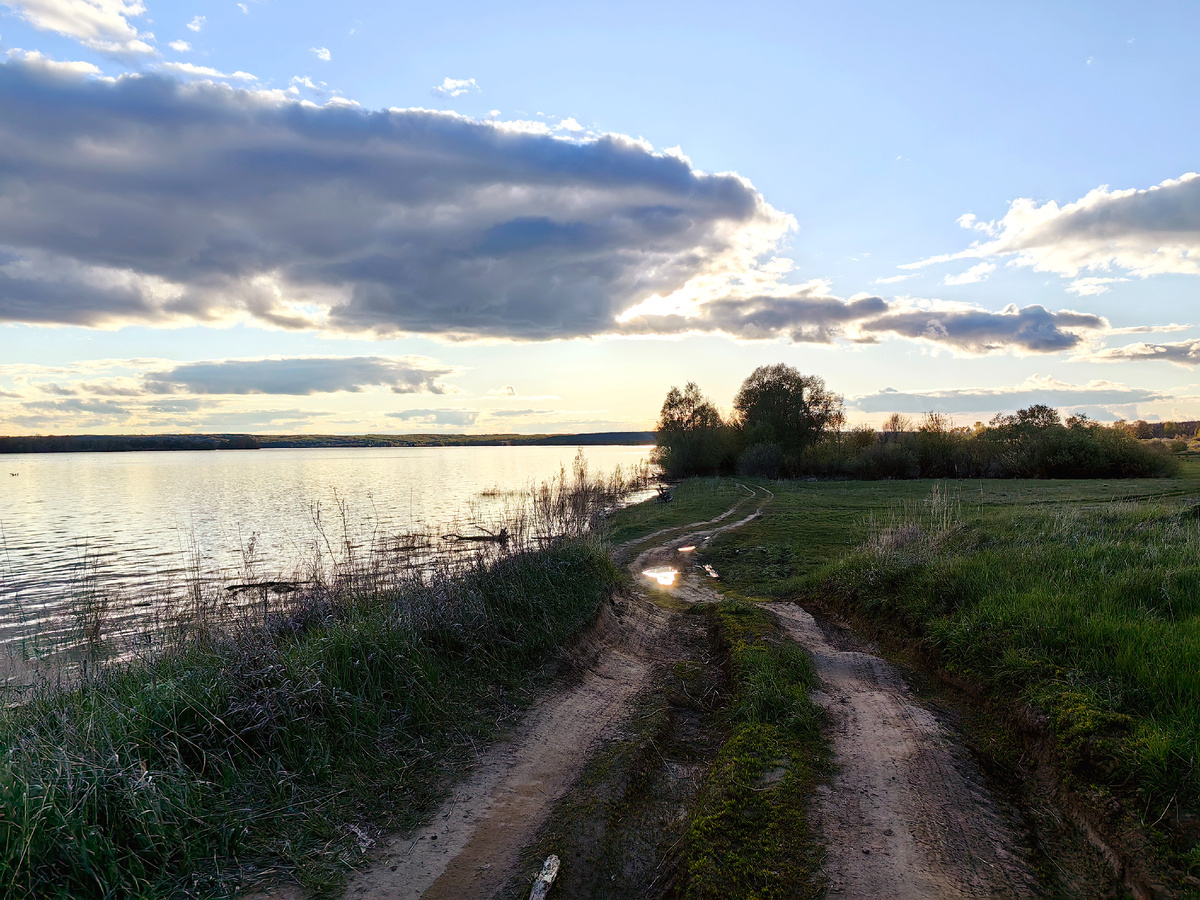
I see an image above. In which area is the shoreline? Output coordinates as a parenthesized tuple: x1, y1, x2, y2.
(0, 432, 656, 454)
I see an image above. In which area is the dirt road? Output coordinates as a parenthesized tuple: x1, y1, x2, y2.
(261, 486, 1066, 899)
(765, 601, 1042, 898)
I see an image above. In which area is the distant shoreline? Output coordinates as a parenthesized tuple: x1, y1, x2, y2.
(0, 432, 656, 454)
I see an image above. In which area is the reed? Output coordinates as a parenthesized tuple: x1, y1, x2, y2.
(0, 461, 640, 899)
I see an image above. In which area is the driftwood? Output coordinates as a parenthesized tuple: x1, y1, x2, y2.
(441, 526, 510, 546)
(529, 854, 560, 900)
(224, 580, 308, 595)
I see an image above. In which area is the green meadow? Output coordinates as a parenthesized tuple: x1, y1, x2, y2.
(665, 456, 1200, 881)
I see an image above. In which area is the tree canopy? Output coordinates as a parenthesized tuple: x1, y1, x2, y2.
(733, 364, 844, 457)
(653, 382, 733, 477)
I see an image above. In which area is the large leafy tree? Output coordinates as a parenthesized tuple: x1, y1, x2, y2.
(733, 364, 844, 457)
(654, 382, 732, 477)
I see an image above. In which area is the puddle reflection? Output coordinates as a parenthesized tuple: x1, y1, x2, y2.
(642, 566, 679, 587)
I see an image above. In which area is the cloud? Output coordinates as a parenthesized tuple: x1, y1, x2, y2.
(0, 59, 1128, 356)
(943, 261, 995, 285)
(5, 48, 102, 78)
(907, 172, 1200, 282)
(186, 15, 205, 32)
(0, 59, 803, 341)
(858, 302, 1105, 354)
(238, 2, 247, 12)
(850, 376, 1165, 416)
(3, 0, 155, 56)
(160, 62, 256, 81)
(22, 396, 131, 417)
(873, 274, 910, 285)
(432, 76, 478, 98)
(1067, 276, 1129, 295)
(388, 408, 479, 427)
(621, 287, 889, 343)
(311, 46, 330, 61)
(1093, 338, 1200, 367)
(168, 39, 191, 52)
(141, 356, 459, 394)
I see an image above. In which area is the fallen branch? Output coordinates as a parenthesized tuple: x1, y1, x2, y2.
(529, 854, 560, 900)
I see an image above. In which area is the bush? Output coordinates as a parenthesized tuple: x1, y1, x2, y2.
(737, 442, 785, 478)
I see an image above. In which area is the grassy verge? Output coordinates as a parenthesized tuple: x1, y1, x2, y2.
(0, 536, 621, 899)
(811, 497, 1200, 882)
(604, 478, 752, 547)
(672, 602, 828, 900)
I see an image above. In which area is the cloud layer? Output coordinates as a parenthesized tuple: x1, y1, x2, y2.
(142, 356, 458, 395)
(0, 57, 1125, 357)
(0, 57, 803, 341)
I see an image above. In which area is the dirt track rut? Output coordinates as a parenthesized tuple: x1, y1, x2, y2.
(766, 601, 1041, 898)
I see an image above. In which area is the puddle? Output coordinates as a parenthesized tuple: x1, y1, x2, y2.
(642, 566, 679, 586)
(702, 564, 719, 579)
(677, 545, 696, 553)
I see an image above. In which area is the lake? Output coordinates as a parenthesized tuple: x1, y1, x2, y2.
(0, 445, 652, 659)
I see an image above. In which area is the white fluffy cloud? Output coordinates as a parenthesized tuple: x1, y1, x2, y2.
(186, 15, 205, 32)
(168, 39, 191, 52)
(2, 0, 154, 56)
(432, 76, 478, 98)
(311, 46, 330, 61)
(160, 61, 256, 81)
(906, 172, 1200, 283)
(943, 261, 995, 285)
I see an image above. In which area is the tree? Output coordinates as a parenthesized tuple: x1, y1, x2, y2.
(654, 382, 732, 477)
(732, 364, 844, 458)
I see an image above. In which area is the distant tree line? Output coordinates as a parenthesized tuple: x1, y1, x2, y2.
(654, 365, 1182, 480)
(0, 435, 261, 453)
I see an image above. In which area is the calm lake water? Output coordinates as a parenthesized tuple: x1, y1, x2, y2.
(0, 445, 651, 656)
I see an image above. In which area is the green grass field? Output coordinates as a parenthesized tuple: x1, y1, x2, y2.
(667, 456, 1200, 883)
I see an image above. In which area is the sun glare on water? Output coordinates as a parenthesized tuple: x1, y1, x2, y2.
(642, 566, 679, 586)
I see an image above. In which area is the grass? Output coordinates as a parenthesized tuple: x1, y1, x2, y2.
(603, 477, 753, 547)
(0, 463, 637, 899)
(688, 455, 1200, 886)
(673, 602, 827, 900)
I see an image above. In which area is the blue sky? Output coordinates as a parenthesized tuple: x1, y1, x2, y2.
(0, 0, 1197, 434)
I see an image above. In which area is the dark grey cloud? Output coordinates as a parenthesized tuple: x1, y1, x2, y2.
(1094, 338, 1200, 367)
(0, 59, 785, 339)
(142, 356, 456, 395)
(623, 292, 889, 343)
(852, 384, 1164, 415)
(387, 408, 480, 427)
(860, 304, 1105, 353)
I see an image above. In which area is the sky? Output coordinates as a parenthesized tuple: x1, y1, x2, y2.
(0, 0, 1197, 435)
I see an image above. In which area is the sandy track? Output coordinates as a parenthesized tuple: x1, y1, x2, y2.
(766, 601, 1042, 899)
(330, 496, 778, 900)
